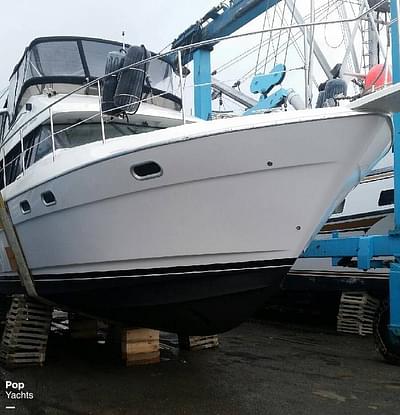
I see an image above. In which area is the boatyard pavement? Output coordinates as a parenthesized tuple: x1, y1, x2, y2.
(1, 319, 399, 415)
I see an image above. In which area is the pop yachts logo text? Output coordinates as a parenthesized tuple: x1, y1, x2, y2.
(5, 381, 34, 400)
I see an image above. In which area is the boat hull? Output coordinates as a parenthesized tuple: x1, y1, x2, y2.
(0, 108, 392, 333)
(2, 259, 292, 334)
(289, 165, 394, 295)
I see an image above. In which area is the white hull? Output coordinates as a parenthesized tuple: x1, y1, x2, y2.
(0, 108, 391, 276)
(290, 162, 394, 292)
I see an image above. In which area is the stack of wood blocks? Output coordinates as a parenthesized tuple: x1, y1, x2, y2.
(0, 296, 10, 336)
(337, 291, 380, 336)
(0, 295, 52, 367)
(121, 328, 160, 365)
(178, 335, 219, 351)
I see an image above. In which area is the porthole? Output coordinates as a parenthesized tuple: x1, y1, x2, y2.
(41, 190, 56, 206)
(131, 161, 162, 180)
(20, 200, 31, 214)
(333, 199, 345, 215)
(378, 189, 394, 207)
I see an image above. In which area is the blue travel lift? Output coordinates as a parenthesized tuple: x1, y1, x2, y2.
(170, 0, 283, 120)
(302, 1, 400, 364)
(173, 0, 400, 363)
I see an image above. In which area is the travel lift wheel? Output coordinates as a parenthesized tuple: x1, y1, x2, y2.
(374, 300, 400, 365)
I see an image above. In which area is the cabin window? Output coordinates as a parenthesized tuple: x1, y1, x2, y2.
(47, 123, 160, 149)
(4, 122, 161, 179)
(26, 41, 85, 78)
(378, 189, 394, 206)
(333, 199, 345, 214)
(23, 126, 53, 168)
(0, 159, 4, 190)
(5, 142, 22, 185)
(0, 111, 9, 142)
(82, 40, 125, 79)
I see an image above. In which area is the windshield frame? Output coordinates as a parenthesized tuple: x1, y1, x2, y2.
(8, 36, 182, 122)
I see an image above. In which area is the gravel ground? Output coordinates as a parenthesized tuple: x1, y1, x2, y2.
(1, 318, 399, 415)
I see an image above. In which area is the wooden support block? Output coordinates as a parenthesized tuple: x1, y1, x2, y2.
(178, 335, 219, 351)
(69, 314, 98, 339)
(121, 328, 160, 365)
(0, 295, 52, 367)
(0, 346, 46, 367)
(0, 296, 10, 336)
(337, 292, 379, 336)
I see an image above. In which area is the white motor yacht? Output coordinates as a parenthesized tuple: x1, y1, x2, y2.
(0, 36, 393, 334)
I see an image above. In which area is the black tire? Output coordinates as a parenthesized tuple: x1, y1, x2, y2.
(102, 50, 126, 114)
(373, 300, 400, 365)
(114, 45, 148, 114)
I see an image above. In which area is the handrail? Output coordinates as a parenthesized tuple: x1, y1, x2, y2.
(0, 86, 182, 183)
(1, 0, 387, 145)
(0, 0, 390, 186)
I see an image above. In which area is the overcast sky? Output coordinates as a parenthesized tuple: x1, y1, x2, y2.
(0, 0, 218, 87)
(0, 1, 371, 110)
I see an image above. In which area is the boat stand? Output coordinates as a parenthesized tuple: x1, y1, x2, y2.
(121, 328, 160, 366)
(178, 335, 219, 351)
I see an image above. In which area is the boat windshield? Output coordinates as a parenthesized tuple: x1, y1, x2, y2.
(7, 37, 181, 120)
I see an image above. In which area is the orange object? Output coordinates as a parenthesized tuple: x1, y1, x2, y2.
(365, 64, 392, 90)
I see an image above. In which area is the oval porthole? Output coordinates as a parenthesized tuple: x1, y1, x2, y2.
(20, 200, 31, 214)
(41, 190, 56, 206)
(131, 161, 162, 180)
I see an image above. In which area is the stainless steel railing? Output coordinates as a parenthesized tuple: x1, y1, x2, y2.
(0, 0, 389, 185)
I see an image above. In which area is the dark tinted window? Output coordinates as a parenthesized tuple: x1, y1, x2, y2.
(0, 111, 9, 142)
(26, 41, 84, 78)
(5, 143, 22, 185)
(0, 159, 4, 190)
(20, 122, 160, 171)
(52, 123, 159, 148)
(82, 40, 123, 78)
(378, 189, 394, 206)
(333, 199, 345, 214)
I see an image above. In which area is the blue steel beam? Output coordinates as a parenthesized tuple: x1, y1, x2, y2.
(171, 0, 281, 119)
(172, 0, 282, 66)
(390, 0, 400, 335)
(194, 49, 212, 120)
(302, 234, 400, 269)
(171, 0, 282, 119)
(391, 0, 400, 233)
(390, 263, 400, 335)
(303, 1, 400, 340)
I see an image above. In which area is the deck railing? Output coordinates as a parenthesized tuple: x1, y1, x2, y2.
(0, 0, 389, 186)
